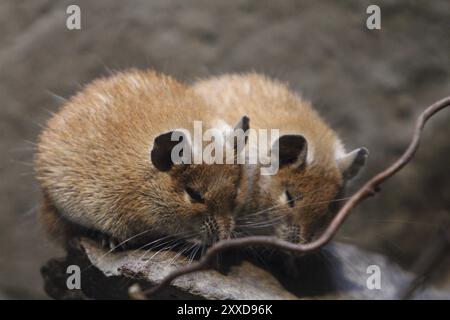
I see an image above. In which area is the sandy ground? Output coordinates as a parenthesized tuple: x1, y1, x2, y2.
(0, 0, 449, 298)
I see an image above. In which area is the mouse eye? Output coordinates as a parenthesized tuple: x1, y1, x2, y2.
(285, 190, 296, 208)
(185, 187, 205, 204)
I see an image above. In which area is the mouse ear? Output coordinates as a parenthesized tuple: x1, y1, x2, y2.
(234, 115, 250, 132)
(150, 130, 192, 172)
(337, 147, 368, 179)
(231, 115, 250, 155)
(272, 134, 308, 169)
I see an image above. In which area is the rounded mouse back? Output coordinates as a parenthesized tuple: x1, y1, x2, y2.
(193, 73, 368, 243)
(35, 70, 248, 248)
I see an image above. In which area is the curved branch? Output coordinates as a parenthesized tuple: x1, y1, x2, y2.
(135, 96, 450, 299)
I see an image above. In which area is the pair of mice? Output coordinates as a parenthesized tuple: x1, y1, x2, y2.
(35, 70, 367, 252)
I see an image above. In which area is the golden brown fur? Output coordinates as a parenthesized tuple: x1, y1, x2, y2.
(194, 74, 361, 243)
(35, 70, 243, 247)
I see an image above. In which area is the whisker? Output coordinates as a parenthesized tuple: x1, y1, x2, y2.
(237, 201, 291, 221)
(241, 188, 321, 220)
(296, 196, 354, 210)
(124, 243, 181, 281)
(84, 230, 197, 271)
(95, 229, 155, 261)
(188, 244, 201, 264)
(142, 244, 178, 264)
(240, 195, 354, 227)
(135, 231, 197, 260)
(136, 229, 201, 260)
(240, 217, 285, 229)
(166, 243, 196, 265)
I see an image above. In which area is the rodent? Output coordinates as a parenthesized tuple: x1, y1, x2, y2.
(35, 69, 248, 249)
(193, 73, 368, 243)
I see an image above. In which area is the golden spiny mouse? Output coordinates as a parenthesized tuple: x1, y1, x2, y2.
(194, 73, 368, 243)
(35, 69, 248, 250)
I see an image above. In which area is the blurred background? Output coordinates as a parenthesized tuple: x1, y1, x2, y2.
(0, 0, 449, 298)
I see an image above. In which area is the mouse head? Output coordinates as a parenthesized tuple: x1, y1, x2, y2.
(245, 134, 368, 244)
(149, 116, 249, 246)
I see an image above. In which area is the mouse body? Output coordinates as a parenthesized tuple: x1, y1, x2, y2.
(35, 70, 247, 249)
(193, 73, 368, 243)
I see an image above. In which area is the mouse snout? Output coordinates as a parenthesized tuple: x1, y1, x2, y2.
(287, 224, 301, 243)
(202, 215, 235, 245)
(277, 223, 302, 244)
(216, 214, 235, 240)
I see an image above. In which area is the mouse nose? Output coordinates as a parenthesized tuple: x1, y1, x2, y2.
(284, 224, 301, 243)
(203, 215, 234, 245)
(216, 215, 235, 241)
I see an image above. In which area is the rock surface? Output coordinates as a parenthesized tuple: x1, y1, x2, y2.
(41, 239, 450, 300)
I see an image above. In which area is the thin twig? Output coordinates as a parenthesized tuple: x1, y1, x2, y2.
(135, 96, 450, 299)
